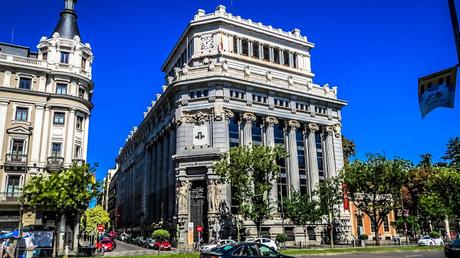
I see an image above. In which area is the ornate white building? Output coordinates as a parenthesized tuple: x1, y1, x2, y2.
(0, 0, 93, 230)
(115, 5, 349, 246)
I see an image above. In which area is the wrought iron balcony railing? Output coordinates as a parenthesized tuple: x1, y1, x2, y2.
(5, 154, 27, 166)
(46, 156, 64, 172)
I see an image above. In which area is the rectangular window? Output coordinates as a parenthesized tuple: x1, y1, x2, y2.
(81, 57, 87, 69)
(74, 145, 81, 159)
(11, 139, 25, 154)
(242, 39, 249, 56)
(283, 51, 290, 66)
(76, 116, 83, 130)
(19, 78, 32, 90)
(42, 52, 48, 61)
(60, 51, 70, 64)
(293, 53, 298, 68)
(53, 112, 65, 125)
(15, 107, 28, 121)
(189, 92, 195, 99)
(78, 88, 85, 98)
(51, 142, 62, 156)
(6, 175, 21, 197)
(233, 37, 238, 53)
(56, 83, 67, 95)
(263, 45, 270, 61)
(383, 215, 390, 232)
(273, 49, 280, 64)
(252, 42, 259, 59)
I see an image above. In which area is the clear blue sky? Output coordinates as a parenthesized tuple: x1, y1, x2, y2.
(1, 0, 458, 180)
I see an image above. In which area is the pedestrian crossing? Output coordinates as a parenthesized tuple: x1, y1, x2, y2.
(104, 249, 160, 257)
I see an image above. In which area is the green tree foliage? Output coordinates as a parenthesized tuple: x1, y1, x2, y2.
(342, 136, 356, 165)
(419, 193, 450, 223)
(214, 145, 286, 237)
(21, 165, 100, 215)
(442, 137, 460, 170)
(283, 191, 321, 248)
(315, 177, 343, 218)
(82, 205, 110, 235)
(152, 229, 171, 241)
(426, 166, 460, 217)
(341, 154, 410, 246)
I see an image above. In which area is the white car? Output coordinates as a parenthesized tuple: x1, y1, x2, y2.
(417, 236, 444, 246)
(200, 239, 236, 252)
(253, 238, 278, 251)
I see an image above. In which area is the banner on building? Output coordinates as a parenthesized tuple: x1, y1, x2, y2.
(418, 66, 457, 118)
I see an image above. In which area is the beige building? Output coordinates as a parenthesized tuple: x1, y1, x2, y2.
(0, 0, 93, 230)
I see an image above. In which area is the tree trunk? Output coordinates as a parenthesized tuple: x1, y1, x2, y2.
(256, 223, 261, 238)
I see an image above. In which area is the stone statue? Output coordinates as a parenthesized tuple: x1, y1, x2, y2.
(208, 179, 221, 212)
(177, 180, 189, 214)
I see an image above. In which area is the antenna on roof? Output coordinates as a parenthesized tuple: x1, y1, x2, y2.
(10, 25, 15, 43)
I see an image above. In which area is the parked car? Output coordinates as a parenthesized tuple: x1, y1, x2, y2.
(145, 238, 156, 249)
(253, 238, 278, 250)
(119, 233, 131, 241)
(417, 236, 444, 246)
(96, 239, 114, 252)
(445, 239, 460, 258)
(201, 239, 236, 252)
(134, 236, 146, 246)
(154, 240, 172, 251)
(200, 242, 292, 258)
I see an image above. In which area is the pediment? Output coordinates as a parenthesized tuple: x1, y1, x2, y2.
(7, 126, 32, 135)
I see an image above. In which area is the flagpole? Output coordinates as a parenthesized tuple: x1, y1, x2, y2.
(449, 0, 460, 64)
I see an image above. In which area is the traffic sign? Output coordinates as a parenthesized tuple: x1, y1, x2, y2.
(97, 225, 104, 232)
(196, 225, 203, 232)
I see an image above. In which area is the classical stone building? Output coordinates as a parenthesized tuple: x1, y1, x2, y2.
(115, 5, 349, 246)
(0, 0, 93, 232)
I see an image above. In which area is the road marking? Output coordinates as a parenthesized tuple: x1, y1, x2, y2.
(404, 255, 422, 258)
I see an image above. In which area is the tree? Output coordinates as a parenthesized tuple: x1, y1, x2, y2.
(341, 154, 410, 246)
(419, 193, 451, 225)
(81, 205, 110, 235)
(315, 177, 343, 246)
(342, 136, 356, 165)
(214, 145, 286, 238)
(426, 167, 460, 217)
(283, 191, 321, 248)
(152, 229, 171, 254)
(442, 137, 460, 170)
(21, 165, 100, 252)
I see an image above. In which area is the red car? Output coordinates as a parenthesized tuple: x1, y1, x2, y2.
(154, 240, 171, 251)
(96, 239, 114, 252)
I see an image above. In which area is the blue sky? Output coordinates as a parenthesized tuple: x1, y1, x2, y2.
(0, 0, 458, 180)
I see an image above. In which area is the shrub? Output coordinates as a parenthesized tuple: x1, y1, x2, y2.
(359, 234, 369, 240)
(152, 229, 171, 241)
(276, 233, 288, 243)
(429, 231, 441, 238)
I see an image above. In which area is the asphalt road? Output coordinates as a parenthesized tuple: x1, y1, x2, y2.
(302, 250, 444, 258)
(104, 240, 158, 256)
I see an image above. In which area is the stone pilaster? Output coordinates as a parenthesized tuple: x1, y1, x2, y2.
(65, 109, 76, 165)
(242, 112, 256, 146)
(168, 128, 176, 218)
(265, 116, 279, 213)
(31, 105, 44, 164)
(82, 114, 90, 161)
(287, 120, 301, 193)
(307, 123, 320, 195)
(0, 102, 8, 162)
(324, 126, 336, 179)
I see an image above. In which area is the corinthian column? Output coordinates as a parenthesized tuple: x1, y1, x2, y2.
(287, 120, 301, 193)
(265, 116, 278, 213)
(242, 113, 256, 146)
(324, 126, 336, 178)
(307, 123, 320, 195)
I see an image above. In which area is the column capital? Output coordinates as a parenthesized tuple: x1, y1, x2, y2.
(288, 120, 300, 129)
(264, 116, 278, 126)
(223, 109, 234, 120)
(324, 125, 334, 134)
(242, 112, 256, 123)
(307, 123, 320, 132)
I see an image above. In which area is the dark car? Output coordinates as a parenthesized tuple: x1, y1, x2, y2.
(445, 239, 460, 258)
(200, 242, 293, 258)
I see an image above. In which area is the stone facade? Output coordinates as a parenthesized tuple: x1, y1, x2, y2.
(115, 5, 350, 247)
(0, 0, 93, 237)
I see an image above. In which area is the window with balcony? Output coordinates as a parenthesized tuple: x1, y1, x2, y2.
(6, 175, 21, 198)
(56, 83, 67, 95)
(15, 107, 28, 121)
(60, 51, 70, 64)
(51, 142, 62, 157)
(79, 88, 85, 98)
(19, 78, 31, 90)
(11, 139, 25, 155)
(53, 112, 65, 125)
(76, 116, 83, 130)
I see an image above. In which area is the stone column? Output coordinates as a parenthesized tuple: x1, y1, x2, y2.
(72, 214, 80, 251)
(324, 126, 336, 179)
(168, 128, 176, 218)
(31, 105, 44, 164)
(65, 109, 76, 165)
(155, 137, 163, 220)
(287, 120, 301, 193)
(82, 114, 90, 161)
(242, 113, 256, 146)
(162, 132, 169, 220)
(58, 214, 66, 254)
(307, 123, 320, 195)
(39, 107, 50, 165)
(265, 116, 278, 211)
(0, 102, 8, 162)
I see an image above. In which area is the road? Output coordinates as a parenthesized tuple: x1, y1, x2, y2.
(103, 240, 159, 257)
(302, 250, 443, 258)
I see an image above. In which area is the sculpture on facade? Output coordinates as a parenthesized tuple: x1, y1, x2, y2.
(207, 179, 221, 212)
(177, 180, 189, 214)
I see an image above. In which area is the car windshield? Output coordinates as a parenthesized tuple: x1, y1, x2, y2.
(451, 240, 460, 245)
(101, 240, 111, 244)
(210, 244, 235, 254)
(421, 236, 431, 239)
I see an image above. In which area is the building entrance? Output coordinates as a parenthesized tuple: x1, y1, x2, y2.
(190, 180, 208, 243)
